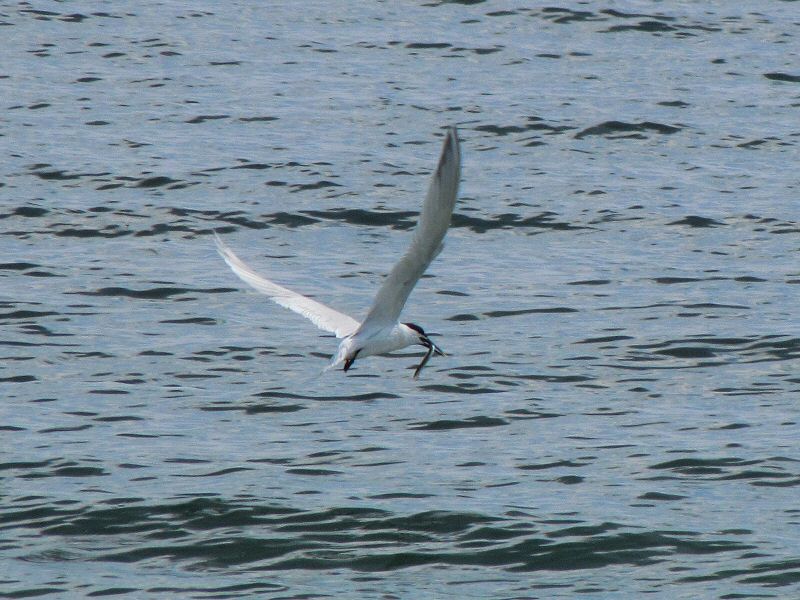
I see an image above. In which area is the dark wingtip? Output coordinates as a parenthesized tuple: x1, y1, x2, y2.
(436, 126, 460, 177)
(443, 125, 458, 150)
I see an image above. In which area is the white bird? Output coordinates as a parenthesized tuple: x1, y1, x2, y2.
(215, 126, 460, 378)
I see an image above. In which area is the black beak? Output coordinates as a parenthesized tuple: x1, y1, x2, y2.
(413, 337, 444, 379)
(424, 336, 444, 357)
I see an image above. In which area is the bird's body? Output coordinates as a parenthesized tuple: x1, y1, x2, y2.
(332, 323, 424, 369)
(215, 126, 460, 377)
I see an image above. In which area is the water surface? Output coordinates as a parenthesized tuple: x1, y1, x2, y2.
(2, 1, 800, 598)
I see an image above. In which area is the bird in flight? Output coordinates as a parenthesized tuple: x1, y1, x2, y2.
(215, 126, 461, 378)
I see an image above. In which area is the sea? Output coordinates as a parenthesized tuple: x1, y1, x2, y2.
(2, 1, 799, 598)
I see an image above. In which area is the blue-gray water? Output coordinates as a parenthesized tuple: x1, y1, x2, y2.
(2, 1, 800, 598)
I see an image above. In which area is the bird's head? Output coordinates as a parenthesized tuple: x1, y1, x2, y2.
(403, 322, 445, 357)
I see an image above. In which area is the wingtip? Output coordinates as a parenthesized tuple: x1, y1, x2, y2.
(213, 230, 230, 258)
(436, 125, 461, 181)
(443, 125, 459, 150)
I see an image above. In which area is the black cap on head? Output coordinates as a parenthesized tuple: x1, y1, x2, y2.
(404, 322, 426, 336)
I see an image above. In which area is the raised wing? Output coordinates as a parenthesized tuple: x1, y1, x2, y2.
(215, 234, 360, 339)
(358, 126, 461, 332)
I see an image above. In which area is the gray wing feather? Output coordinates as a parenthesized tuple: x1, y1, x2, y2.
(215, 234, 360, 339)
(358, 126, 460, 332)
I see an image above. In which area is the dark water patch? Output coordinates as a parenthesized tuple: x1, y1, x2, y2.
(203, 211, 276, 230)
(406, 42, 451, 49)
(0, 338, 77, 348)
(603, 302, 748, 312)
(601, 9, 674, 21)
(653, 276, 718, 284)
(486, 10, 518, 17)
(456, 45, 504, 55)
(93, 415, 144, 423)
(557, 475, 584, 484)
(302, 208, 415, 228)
(31, 169, 110, 181)
(45, 464, 106, 478)
(256, 391, 399, 403)
(539, 7, 599, 25)
(475, 119, 575, 137)
(1, 206, 49, 218)
(567, 279, 611, 286)
(1, 587, 69, 597)
(638, 492, 686, 501)
(85, 587, 139, 597)
(506, 373, 595, 384)
(285, 468, 342, 476)
(451, 211, 584, 233)
(201, 390, 397, 414)
(575, 121, 681, 139)
(134, 176, 181, 188)
(54, 226, 131, 238)
(5, 495, 762, 580)
(517, 460, 589, 471)
(505, 408, 562, 420)
(200, 402, 308, 415)
(419, 384, 505, 394)
(659, 100, 690, 108)
(738, 138, 768, 149)
(648, 457, 799, 484)
(746, 335, 800, 360)
(0, 310, 59, 320)
(263, 211, 320, 227)
(236, 208, 584, 234)
(680, 302, 750, 310)
(1, 458, 56, 473)
(409, 416, 509, 430)
(679, 557, 800, 586)
(475, 124, 526, 136)
(185, 114, 229, 124)
(576, 335, 633, 344)
(713, 423, 750, 430)
(604, 20, 678, 33)
(245, 403, 307, 414)
(751, 478, 800, 488)
(438, 289, 470, 297)
(239, 116, 279, 122)
(290, 180, 341, 193)
(22, 270, 63, 278)
(484, 307, 577, 318)
(159, 317, 216, 325)
(147, 583, 287, 596)
(654, 346, 717, 358)
(634, 335, 800, 365)
(231, 162, 272, 170)
(668, 215, 724, 228)
(260, 528, 751, 573)
(448, 312, 480, 321)
(176, 467, 255, 478)
(764, 72, 800, 83)
(73, 286, 233, 299)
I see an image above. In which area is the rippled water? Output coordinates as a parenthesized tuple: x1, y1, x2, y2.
(3, 1, 800, 598)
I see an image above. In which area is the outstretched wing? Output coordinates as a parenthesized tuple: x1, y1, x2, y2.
(215, 234, 360, 339)
(358, 126, 461, 332)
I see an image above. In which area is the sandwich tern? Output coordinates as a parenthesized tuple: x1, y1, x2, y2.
(215, 126, 460, 377)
